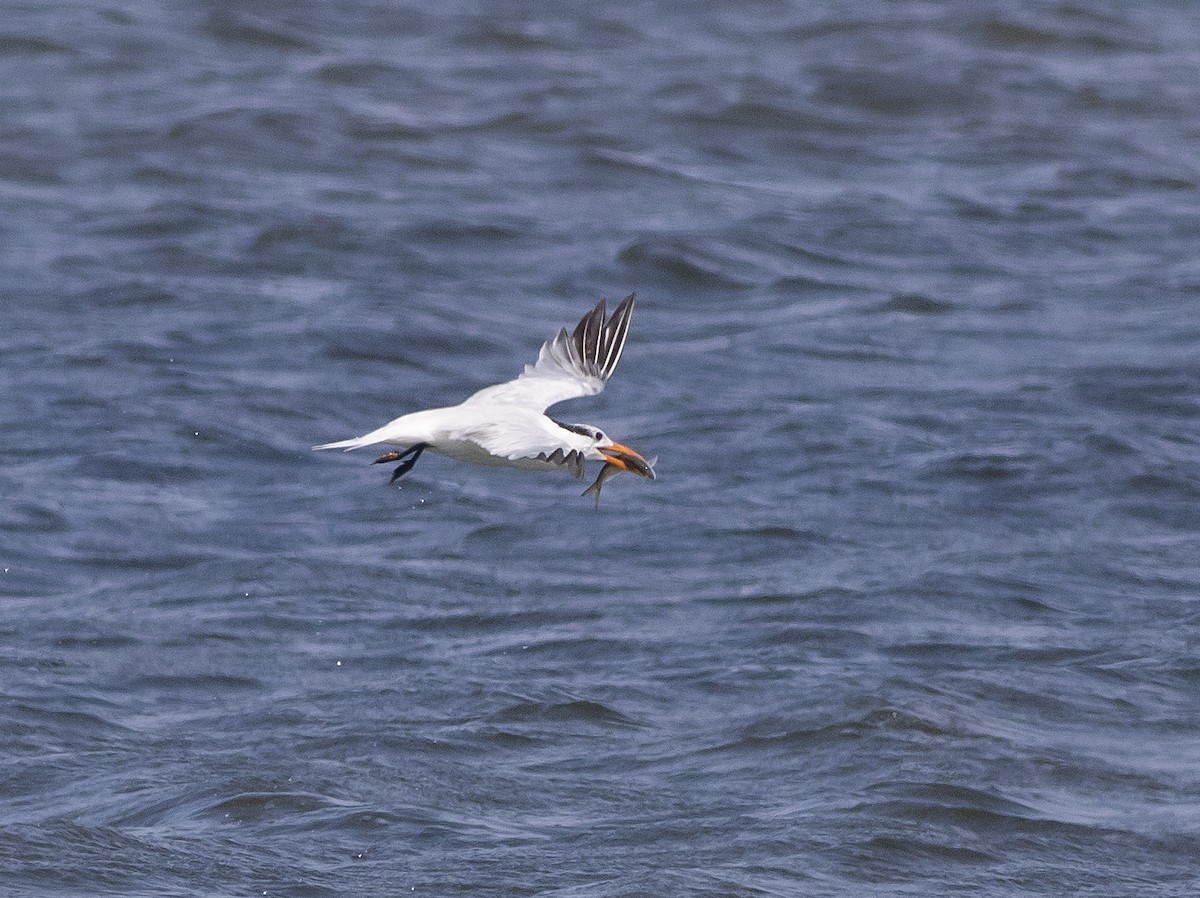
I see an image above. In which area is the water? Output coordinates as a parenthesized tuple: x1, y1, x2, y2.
(3, 1, 1199, 895)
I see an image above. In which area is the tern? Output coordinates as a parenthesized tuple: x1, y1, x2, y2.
(314, 294, 655, 504)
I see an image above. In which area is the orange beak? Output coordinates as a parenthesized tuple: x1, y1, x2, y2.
(598, 442, 656, 479)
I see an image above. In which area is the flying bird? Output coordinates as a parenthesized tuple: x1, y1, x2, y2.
(314, 294, 655, 504)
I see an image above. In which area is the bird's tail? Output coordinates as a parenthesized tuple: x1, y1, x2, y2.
(314, 409, 437, 453)
(313, 415, 426, 452)
(312, 435, 375, 451)
(314, 420, 413, 451)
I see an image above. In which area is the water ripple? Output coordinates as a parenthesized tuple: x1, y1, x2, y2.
(3, 0, 1199, 895)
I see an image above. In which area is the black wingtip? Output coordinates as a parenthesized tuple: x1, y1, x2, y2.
(598, 293, 635, 380)
(565, 293, 638, 381)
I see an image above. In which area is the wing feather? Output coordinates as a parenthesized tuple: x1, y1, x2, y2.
(572, 299, 605, 375)
(451, 415, 588, 477)
(461, 294, 636, 411)
(599, 294, 633, 378)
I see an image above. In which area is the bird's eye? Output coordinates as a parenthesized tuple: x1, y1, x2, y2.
(594, 430, 606, 442)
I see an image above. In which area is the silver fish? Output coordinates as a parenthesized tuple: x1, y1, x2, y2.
(581, 453, 656, 507)
(582, 462, 624, 508)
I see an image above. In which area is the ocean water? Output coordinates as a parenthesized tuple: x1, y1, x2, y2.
(2, 1, 1199, 895)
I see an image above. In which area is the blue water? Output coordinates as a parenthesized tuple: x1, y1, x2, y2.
(3, 1, 1199, 895)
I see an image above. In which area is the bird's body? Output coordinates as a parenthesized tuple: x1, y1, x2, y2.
(315, 294, 655, 502)
(318, 404, 595, 474)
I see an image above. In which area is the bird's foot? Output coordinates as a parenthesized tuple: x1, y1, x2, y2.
(373, 444, 428, 484)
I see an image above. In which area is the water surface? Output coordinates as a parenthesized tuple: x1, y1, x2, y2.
(2, 1, 1199, 895)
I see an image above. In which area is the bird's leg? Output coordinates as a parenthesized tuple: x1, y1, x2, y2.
(372, 443, 428, 484)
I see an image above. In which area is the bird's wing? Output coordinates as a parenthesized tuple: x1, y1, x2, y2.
(461, 294, 635, 412)
(447, 416, 588, 477)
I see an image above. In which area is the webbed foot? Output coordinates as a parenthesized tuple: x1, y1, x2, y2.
(372, 444, 428, 483)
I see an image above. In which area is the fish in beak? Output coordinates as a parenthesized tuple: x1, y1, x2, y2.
(583, 442, 656, 507)
(599, 442, 656, 479)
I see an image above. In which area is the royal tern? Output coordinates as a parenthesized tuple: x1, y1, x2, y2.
(314, 294, 655, 504)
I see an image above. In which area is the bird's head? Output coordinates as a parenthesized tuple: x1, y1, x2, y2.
(564, 423, 655, 480)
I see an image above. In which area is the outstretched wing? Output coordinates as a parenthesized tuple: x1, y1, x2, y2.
(461, 293, 636, 412)
(437, 414, 589, 477)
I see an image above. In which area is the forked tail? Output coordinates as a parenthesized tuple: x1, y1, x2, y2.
(312, 435, 379, 452)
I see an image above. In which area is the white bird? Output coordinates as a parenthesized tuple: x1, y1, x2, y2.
(314, 294, 655, 504)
